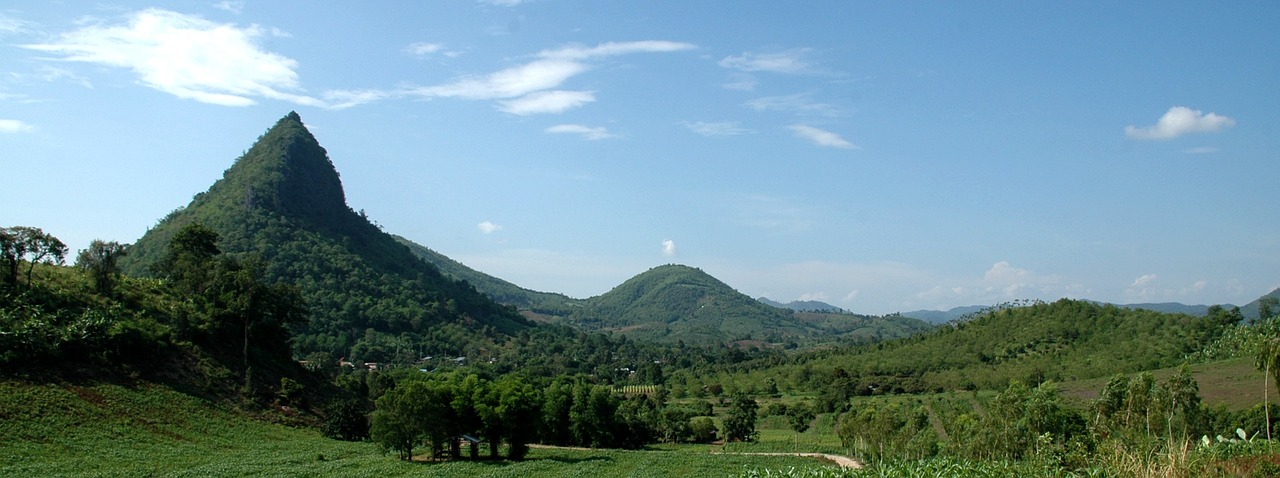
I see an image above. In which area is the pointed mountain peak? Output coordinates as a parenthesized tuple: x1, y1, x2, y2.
(202, 112, 349, 224)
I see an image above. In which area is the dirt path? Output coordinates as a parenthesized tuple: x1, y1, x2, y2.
(528, 444, 862, 470)
(713, 451, 862, 469)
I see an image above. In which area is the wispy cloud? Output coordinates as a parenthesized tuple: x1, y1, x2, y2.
(662, 239, 677, 257)
(913, 261, 1087, 308)
(404, 42, 444, 57)
(22, 9, 321, 107)
(498, 90, 595, 115)
(745, 93, 838, 117)
(719, 48, 814, 74)
(212, 1, 244, 14)
(789, 124, 857, 149)
(0, 119, 35, 133)
(546, 124, 616, 140)
(404, 40, 694, 114)
(479, 0, 524, 6)
(684, 121, 750, 137)
(732, 194, 818, 233)
(478, 221, 503, 234)
(1125, 106, 1236, 140)
(721, 74, 757, 92)
(0, 14, 33, 37)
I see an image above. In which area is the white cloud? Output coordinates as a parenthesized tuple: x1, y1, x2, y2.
(539, 41, 695, 61)
(721, 74, 758, 92)
(22, 9, 321, 107)
(789, 124, 857, 149)
(405, 42, 445, 57)
(498, 90, 595, 115)
(745, 93, 838, 117)
(719, 48, 814, 74)
(212, 1, 244, 14)
(408, 40, 693, 114)
(479, 0, 524, 6)
(0, 119, 35, 133)
(546, 124, 616, 140)
(324, 89, 394, 110)
(478, 221, 503, 234)
(414, 59, 588, 100)
(1130, 273, 1158, 288)
(662, 239, 677, 257)
(913, 261, 1086, 308)
(684, 121, 750, 136)
(0, 14, 32, 37)
(1125, 106, 1236, 140)
(798, 292, 828, 302)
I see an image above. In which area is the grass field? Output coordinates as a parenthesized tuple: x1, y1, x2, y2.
(1057, 358, 1266, 411)
(0, 380, 837, 477)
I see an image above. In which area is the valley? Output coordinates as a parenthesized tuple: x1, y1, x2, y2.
(4, 112, 1280, 477)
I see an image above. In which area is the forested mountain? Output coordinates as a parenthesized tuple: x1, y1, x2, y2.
(120, 112, 530, 361)
(1240, 287, 1280, 322)
(745, 299, 1243, 399)
(393, 235, 580, 315)
(560, 264, 822, 345)
(757, 297, 845, 313)
(900, 305, 988, 324)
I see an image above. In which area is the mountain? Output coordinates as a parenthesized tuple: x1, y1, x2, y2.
(794, 298, 1238, 394)
(1240, 287, 1280, 322)
(394, 235, 581, 315)
(1114, 302, 1218, 316)
(757, 297, 846, 313)
(901, 305, 989, 324)
(561, 264, 825, 345)
(120, 112, 529, 362)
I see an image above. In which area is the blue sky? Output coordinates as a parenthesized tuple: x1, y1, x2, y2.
(2, 1, 1277, 314)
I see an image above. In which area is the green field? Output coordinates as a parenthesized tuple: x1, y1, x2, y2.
(0, 380, 838, 477)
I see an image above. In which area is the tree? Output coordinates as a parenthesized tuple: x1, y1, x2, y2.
(370, 382, 426, 460)
(0, 226, 67, 288)
(76, 240, 128, 295)
(494, 375, 541, 459)
(1254, 317, 1280, 440)
(786, 401, 816, 449)
(723, 394, 759, 442)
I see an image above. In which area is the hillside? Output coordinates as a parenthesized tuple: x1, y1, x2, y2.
(119, 112, 530, 362)
(735, 298, 1241, 396)
(1240, 287, 1280, 322)
(561, 264, 819, 345)
(393, 234, 581, 315)
(758, 297, 845, 313)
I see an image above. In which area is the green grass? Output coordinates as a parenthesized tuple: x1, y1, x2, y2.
(1057, 358, 1266, 411)
(0, 380, 835, 477)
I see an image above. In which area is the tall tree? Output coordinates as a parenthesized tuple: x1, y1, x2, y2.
(723, 394, 759, 442)
(76, 240, 128, 295)
(0, 226, 67, 288)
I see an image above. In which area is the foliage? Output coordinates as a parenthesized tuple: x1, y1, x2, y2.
(0, 226, 67, 289)
(119, 113, 530, 364)
(75, 239, 128, 295)
(725, 394, 761, 442)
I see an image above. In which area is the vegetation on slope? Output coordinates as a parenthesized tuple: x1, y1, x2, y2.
(394, 235, 580, 315)
(565, 264, 823, 345)
(119, 112, 530, 362)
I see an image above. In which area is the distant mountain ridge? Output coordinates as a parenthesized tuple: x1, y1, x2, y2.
(757, 297, 846, 313)
(902, 295, 1276, 325)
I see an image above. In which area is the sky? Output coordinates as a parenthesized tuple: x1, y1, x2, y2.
(2, 1, 1278, 315)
